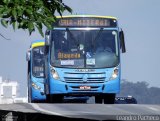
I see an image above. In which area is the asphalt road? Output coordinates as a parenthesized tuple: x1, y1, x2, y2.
(0, 103, 160, 120)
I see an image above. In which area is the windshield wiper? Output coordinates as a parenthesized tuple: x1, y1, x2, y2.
(92, 28, 103, 51)
(66, 28, 79, 46)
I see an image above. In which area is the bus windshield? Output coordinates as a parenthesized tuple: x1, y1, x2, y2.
(50, 29, 119, 68)
(32, 46, 45, 77)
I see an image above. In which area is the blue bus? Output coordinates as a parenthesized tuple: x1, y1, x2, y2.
(26, 40, 46, 103)
(44, 15, 126, 104)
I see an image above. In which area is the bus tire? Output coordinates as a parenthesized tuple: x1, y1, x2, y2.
(28, 88, 35, 103)
(50, 94, 63, 103)
(28, 90, 31, 103)
(104, 94, 115, 104)
(28, 73, 33, 103)
(95, 95, 103, 104)
(46, 94, 51, 103)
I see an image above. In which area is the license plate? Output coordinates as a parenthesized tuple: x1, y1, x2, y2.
(79, 86, 91, 90)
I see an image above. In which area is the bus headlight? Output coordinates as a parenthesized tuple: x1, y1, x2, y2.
(109, 68, 119, 80)
(51, 68, 60, 80)
(31, 82, 41, 90)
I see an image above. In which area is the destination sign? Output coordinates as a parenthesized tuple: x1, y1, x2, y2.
(54, 17, 117, 27)
(58, 52, 81, 59)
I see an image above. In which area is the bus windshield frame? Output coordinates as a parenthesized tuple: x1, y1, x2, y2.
(50, 28, 120, 69)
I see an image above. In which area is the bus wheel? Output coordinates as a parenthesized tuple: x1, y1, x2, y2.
(46, 94, 51, 103)
(28, 93, 31, 103)
(104, 94, 115, 104)
(28, 88, 31, 103)
(28, 89, 34, 103)
(28, 73, 32, 103)
(50, 94, 63, 103)
(95, 95, 103, 104)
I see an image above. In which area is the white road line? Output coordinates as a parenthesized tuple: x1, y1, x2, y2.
(147, 107, 159, 112)
(31, 104, 63, 116)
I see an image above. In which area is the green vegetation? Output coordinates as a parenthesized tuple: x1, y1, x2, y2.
(0, 0, 72, 37)
(119, 80, 160, 104)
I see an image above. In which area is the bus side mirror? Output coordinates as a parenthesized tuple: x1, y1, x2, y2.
(119, 30, 126, 53)
(26, 50, 30, 61)
(45, 30, 50, 46)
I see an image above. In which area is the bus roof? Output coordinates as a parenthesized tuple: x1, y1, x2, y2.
(56, 15, 117, 20)
(31, 40, 45, 48)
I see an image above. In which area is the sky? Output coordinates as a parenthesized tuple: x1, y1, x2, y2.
(0, 0, 160, 96)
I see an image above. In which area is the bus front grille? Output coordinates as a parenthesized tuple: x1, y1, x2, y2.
(64, 72, 106, 83)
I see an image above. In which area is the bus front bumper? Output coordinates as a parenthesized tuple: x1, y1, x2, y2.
(31, 87, 46, 101)
(49, 79, 120, 95)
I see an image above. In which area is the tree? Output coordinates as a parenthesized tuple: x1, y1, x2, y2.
(119, 80, 160, 104)
(0, 0, 72, 37)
